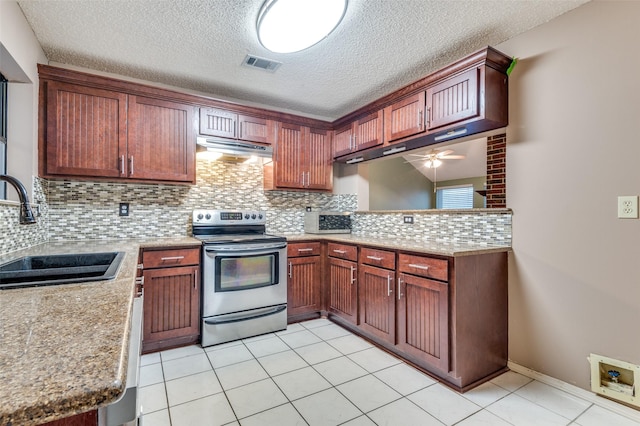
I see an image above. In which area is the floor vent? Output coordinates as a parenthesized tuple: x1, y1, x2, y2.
(242, 55, 282, 72)
(589, 353, 639, 408)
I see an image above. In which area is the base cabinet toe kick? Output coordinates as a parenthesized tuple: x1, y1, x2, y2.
(287, 240, 509, 392)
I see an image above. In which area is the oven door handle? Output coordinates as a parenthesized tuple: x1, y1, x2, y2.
(204, 305, 287, 325)
(204, 242, 287, 253)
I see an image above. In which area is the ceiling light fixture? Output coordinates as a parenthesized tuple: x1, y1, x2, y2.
(257, 0, 348, 54)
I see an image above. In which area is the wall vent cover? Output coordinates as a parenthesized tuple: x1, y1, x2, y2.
(242, 55, 282, 72)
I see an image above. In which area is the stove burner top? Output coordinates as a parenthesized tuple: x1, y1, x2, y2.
(192, 209, 285, 245)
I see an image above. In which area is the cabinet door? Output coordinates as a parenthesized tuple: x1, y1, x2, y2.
(45, 81, 127, 178)
(143, 265, 200, 350)
(275, 123, 304, 188)
(288, 256, 322, 317)
(358, 264, 395, 344)
(128, 96, 196, 183)
(397, 273, 449, 371)
(305, 127, 332, 190)
(383, 92, 426, 143)
(199, 107, 237, 138)
(333, 124, 353, 158)
(355, 111, 383, 151)
(328, 257, 358, 324)
(426, 68, 479, 130)
(238, 114, 269, 144)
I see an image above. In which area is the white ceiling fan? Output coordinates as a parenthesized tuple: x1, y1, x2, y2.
(406, 148, 465, 168)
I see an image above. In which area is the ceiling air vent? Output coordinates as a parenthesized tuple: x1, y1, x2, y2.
(242, 54, 282, 72)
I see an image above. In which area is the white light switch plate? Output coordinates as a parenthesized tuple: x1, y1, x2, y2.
(617, 196, 638, 219)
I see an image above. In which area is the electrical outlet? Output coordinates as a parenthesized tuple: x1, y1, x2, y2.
(119, 203, 130, 217)
(617, 196, 638, 219)
(403, 215, 414, 224)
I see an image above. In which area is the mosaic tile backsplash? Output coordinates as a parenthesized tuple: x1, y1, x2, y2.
(0, 158, 511, 256)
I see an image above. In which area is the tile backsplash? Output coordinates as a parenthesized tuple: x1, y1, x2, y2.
(0, 158, 511, 256)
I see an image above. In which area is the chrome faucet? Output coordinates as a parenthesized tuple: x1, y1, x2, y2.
(0, 174, 36, 224)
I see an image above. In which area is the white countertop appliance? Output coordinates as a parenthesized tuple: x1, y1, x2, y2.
(304, 211, 352, 234)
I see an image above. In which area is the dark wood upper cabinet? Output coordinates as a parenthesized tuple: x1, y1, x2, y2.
(199, 107, 271, 144)
(332, 110, 383, 158)
(426, 67, 479, 130)
(44, 81, 127, 178)
(128, 96, 196, 183)
(199, 107, 236, 138)
(383, 92, 426, 144)
(266, 123, 332, 191)
(239, 114, 269, 144)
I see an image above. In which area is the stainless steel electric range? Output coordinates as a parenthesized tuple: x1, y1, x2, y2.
(192, 209, 287, 347)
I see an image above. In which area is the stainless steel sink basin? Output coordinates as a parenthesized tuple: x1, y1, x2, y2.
(0, 252, 125, 290)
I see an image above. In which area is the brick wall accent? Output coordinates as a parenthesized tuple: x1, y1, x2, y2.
(486, 133, 506, 208)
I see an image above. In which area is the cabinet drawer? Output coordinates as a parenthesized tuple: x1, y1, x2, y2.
(327, 243, 358, 261)
(143, 247, 200, 269)
(288, 242, 321, 257)
(398, 253, 448, 281)
(360, 247, 395, 270)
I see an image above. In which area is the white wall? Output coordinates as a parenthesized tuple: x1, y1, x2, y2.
(498, 0, 640, 389)
(0, 1, 47, 200)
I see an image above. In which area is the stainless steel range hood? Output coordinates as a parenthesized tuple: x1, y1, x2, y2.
(196, 136, 273, 158)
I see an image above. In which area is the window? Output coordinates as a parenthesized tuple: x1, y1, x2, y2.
(0, 73, 6, 199)
(436, 185, 474, 209)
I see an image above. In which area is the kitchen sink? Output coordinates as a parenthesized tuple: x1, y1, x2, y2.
(0, 252, 125, 290)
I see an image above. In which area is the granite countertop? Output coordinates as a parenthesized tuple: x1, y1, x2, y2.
(0, 237, 201, 425)
(281, 233, 510, 257)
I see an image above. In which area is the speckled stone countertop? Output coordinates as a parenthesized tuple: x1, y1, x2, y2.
(281, 233, 510, 257)
(0, 237, 201, 426)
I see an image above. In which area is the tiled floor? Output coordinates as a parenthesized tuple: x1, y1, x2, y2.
(139, 319, 640, 426)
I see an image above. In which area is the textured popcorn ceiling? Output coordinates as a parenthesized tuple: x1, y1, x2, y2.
(18, 0, 588, 121)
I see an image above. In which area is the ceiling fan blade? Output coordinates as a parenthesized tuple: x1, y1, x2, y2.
(440, 154, 465, 159)
(407, 153, 429, 157)
(435, 149, 454, 157)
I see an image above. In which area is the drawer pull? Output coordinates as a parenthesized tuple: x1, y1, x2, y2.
(387, 273, 393, 297)
(408, 263, 430, 271)
(398, 275, 404, 300)
(333, 249, 347, 254)
(297, 248, 314, 252)
(350, 265, 356, 284)
(366, 255, 383, 261)
(161, 256, 184, 262)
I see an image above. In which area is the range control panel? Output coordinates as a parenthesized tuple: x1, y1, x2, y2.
(192, 209, 267, 226)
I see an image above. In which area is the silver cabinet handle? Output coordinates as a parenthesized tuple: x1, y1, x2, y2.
(418, 109, 423, 128)
(289, 261, 293, 278)
(366, 255, 383, 261)
(353, 134, 357, 148)
(306, 172, 310, 187)
(426, 107, 431, 127)
(120, 155, 126, 175)
(297, 248, 314, 252)
(129, 156, 134, 176)
(194, 269, 198, 289)
(398, 275, 404, 300)
(349, 134, 353, 150)
(387, 273, 393, 297)
(333, 249, 347, 254)
(161, 256, 184, 261)
(350, 265, 356, 284)
(408, 263, 430, 271)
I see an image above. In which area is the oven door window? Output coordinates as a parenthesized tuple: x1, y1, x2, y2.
(215, 252, 279, 292)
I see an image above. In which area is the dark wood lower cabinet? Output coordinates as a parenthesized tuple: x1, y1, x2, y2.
(358, 264, 395, 344)
(327, 257, 358, 324)
(41, 410, 97, 425)
(141, 247, 201, 353)
(288, 256, 322, 318)
(396, 272, 449, 372)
